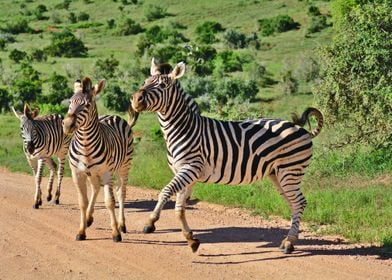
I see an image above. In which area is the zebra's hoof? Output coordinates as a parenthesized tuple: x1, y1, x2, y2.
(87, 217, 94, 227)
(33, 203, 40, 209)
(76, 234, 86, 241)
(143, 224, 155, 234)
(39, 200, 42, 206)
(47, 195, 52, 202)
(189, 239, 200, 253)
(113, 235, 122, 242)
(279, 240, 295, 254)
(54, 199, 59, 205)
(119, 225, 127, 233)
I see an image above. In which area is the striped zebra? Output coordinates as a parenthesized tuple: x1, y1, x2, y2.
(63, 77, 136, 242)
(12, 104, 71, 209)
(131, 59, 323, 254)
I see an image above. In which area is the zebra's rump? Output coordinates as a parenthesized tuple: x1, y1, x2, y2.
(198, 117, 313, 185)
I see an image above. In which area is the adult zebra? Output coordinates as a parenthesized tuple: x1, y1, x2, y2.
(131, 59, 323, 254)
(12, 104, 71, 209)
(63, 77, 136, 242)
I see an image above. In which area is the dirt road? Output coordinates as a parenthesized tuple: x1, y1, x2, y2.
(0, 168, 391, 280)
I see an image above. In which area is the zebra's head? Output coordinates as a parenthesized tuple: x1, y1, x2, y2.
(12, 104, 40, 155)
(63, 76, 105, 135)
(132, 58, 186, 114)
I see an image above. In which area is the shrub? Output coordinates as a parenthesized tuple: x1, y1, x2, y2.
(0, 86, 11, 112)
(0, 39, 6, 50)
(116, 18, 143, 35)
(223, 29, 247, 49)
(107, 19, 116, 29)
(93, 55, 120, 79)
(195, 21, 224, 44)
(39, 73, 71, 105)
(55, 0, 72, 10)
(44, 29, 88, 57)
(68, 12, 77, 23)
(212, 78, 259, 107)
(279, 70, 298, 95)
(30, 49, 47, 62)
(102, 83, 130, 112)
(308, 5, 321, 16)
(145, 4, 168, 21)
(213, 50, 251, 73)
(9, 49, 28, 63)
(78, 12, 90, 21)
(11, 79, 42, 104)
(258, 15, 300, 36)
(50, 11, 62, 24)
(34, 4, 48, 20)
(307, 15, 329, 34)
(1, 18, 32, 34)
(39, 103, 68, 115)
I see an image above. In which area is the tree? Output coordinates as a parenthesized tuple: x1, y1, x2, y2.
(39, 73, 71, 104)
(93, 55, 120, 79)
(314, 1, 392, 148)
(9, 49, 28, 63)
(102, 83, 130, 112)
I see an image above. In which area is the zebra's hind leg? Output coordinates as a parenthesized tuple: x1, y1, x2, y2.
(45, 158, 57, 202)
(86, 175, 101, 228)
(175, 185, 199, 253)
(116, 168, 128, 233)
(269, 171, 307, 254)
(54, 156, 66, 204)
(102, 173, 122, 242)
(33, 159, 45, 209)
(71, 168, 88, 241)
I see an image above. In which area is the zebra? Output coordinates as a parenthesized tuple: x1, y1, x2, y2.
(131, 59, 324, 254)
(12, 104, 71, 209)
(63, 77, 137, 242)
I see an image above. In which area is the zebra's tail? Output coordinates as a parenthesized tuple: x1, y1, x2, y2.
(291, 107, 323, 138)
(127, 103, 139, 128)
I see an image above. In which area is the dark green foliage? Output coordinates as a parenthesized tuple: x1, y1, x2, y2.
(307, 15, 329, 34)
(0, 39, 6, 50)
(223, 29, 247, 49)
(145, 4, 168, 21)
(30, 49, 47, 62)
(39, 73, 71, 105)
(0, 87, 11, 112)
(213, 78, 258, 106)
(116, 17, 144, 35)
(279, 70, 298, 95)
(44, 29, 88, 57)
(68, 12, 77, 23)
(308, 5, 321, 16)
(186, 44, 217, 76)
(93, 55, 120, 79)
(1, 18, 32, 34)
(107, 19, 116, 29)
(9, 49, 28, 63)
(314, 2, 392, 148)
(55, 0, 72, 10)
(34, 4, 48, 20)
(148, 45, 185, 64)
(195, 21, 224, 44)
(78, 12, 90, 21)
(213, 50, 251, 73)
(258, 15, 300, 36)
(12, 79, 42, 105)
(102, 83, 130, 112)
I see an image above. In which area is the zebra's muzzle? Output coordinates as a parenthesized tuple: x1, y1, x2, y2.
(63, 116, 76, 135)
(132, 91, 146, 112)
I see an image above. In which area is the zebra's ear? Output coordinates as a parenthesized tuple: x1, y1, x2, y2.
(11, 106, 23, 119)
(150, 58, 160, 76)
(93, 80, 106, 96)
(23, 103, 33, 119)
(82, 77, 93, 94)
(169, 62, 186, 80)
(31, 108, 40, 119)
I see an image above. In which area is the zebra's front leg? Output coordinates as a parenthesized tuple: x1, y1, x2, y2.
(116, 168, 128, 233)
(33, 159, 45, 209)
(53, 156, 66, 204)
(86, 175, 101, 228)
(175, 185, 199, 252)
(71, 169, 88, 240)
(45, 158, 57, 203)
(144, 166, 200, 237)
(102, 173, 122, 242)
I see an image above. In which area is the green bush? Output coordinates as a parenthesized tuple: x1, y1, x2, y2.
(78, 12, 90, 21)
(116, 17, 144, 35)
(0, 86, 11, 112)
(44, 29, 88, 57)
(308, 5, 321, 16)
(195, 21, 224, 44)
(9, 49, 28, 63)
(68, 12, 77, 23)
(38, 103, 68, 115)
(258, 15, 300, 36)
(34, 4, 48, 20)
(0, 39, 6, 51)
(307, 15, 329, 34)
(1, 18, 32, 34)
(102, 83, 130, 112)
(223, 29, 247, 49)
(145, 4, 168, 21)
(39, 73, 71, 105)
(11, 79, 42, 105)
(213, 50, 251, 73)
(30, 49, 47, 62)
(93, 54, 120, 79)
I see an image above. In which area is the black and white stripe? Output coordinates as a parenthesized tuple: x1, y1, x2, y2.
(131, 59, 323, 253)
(63, 77, 135, 242)
(12, 104, 70, 208)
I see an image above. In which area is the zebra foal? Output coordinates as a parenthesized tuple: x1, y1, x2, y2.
(131, 59, 323, 254)
(63, 77, 136, 242)
(12, 104, 71, 208)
